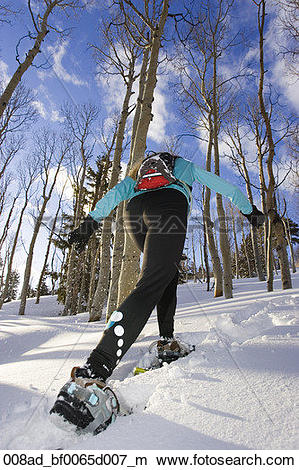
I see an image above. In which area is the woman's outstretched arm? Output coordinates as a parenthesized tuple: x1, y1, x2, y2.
(89, 176, 135, 222)
(191, 163, 253, 214)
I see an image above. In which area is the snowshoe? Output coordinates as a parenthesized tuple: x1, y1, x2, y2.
(133, 338, 195, 375)
(50, 366, 119, 435)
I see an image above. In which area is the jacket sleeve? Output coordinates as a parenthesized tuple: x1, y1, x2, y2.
(88, 176, 135, 222)
(191, 163, 253, 214)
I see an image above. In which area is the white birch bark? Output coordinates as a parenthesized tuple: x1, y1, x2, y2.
(117, 1, 170, 304)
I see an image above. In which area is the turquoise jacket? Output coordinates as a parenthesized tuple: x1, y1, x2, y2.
(89, 157, 252, 222)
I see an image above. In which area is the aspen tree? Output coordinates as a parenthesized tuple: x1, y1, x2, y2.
(117, 0, 171, 304)
(35, 183, 66, 304)
(225, 115, 265, 281)
(89, 19, 141, 321)
(0, 162, 39, 309)
(62, 104, 99, 315)
(252, 0, 292, 290)
(0, 0, 90, 120)
(19, 131, 69, 315)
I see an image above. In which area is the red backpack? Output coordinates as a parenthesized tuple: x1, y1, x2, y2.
(134, 153, 178, 192)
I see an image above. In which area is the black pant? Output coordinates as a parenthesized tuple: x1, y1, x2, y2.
(88, 189, 188, 380)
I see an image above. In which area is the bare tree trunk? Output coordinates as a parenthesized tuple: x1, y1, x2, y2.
(241, 216, 252, 278)
(270, 210, 292, 289)
(191, 231, 197, 282)
(0, 211, 26, 308)
(90, 67, 136, 322)
(117, 2, 169, 305)
(0, 171, 36, 309)
(203, 221, 210, 291)
(63, 158, 87, 316)
(257, 149, 268, 264)
(215, 193, 232, 298)
(199, 234, 205, 281)
(283, 217, 296, 273)
(203, 116, 223, 297)
(19, 157, 63, 316)
(230, 203, 240, 279)
(62, 248, 77, 315)
(0, 1, 87, 120)
(239, 144, 265, 281)
(266, 218, 274, 290)
(106, 204, 125, 316)
(87, 237, 101, 311)
(106, 46, 149, 314)
(212, 46, 232, 298)
(0, 192, 19, 251)
(35, 188, 64, 304)
(77, 249, 89, 312)
(63, 105, 100, 315)
(256, 0, 291, 291)
(0, 248, 9, 298)
(117, 45, 153, 305)
(50, 246, 57, 294)
(0, 3, 55, 119)
(87, 155, 111, 312)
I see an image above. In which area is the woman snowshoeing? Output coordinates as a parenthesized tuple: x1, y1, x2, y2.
(50, 152, 264, 433)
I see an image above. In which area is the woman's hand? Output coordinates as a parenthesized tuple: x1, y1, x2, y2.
(242, 205, 265, 228)
(68, 215, 100, 253)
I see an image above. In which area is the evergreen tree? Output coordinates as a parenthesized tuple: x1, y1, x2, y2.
(36, 277, 50, 297)
(286, 218, 299, 245)
(178, 254, 188, 284)
(26, 284, 36, 298)
(231, 228, 266, 279)
(3, 270, 20, 302)
(178, 253, 195, 284)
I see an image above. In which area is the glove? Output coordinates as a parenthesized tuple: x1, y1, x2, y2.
(68, 215, 100, 253)
(242, 205, 265, 228)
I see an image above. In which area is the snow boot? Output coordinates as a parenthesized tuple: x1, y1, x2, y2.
(50, 364, 119, 435)
(134, 337, 195, 374)
(153, 337, 194, 364)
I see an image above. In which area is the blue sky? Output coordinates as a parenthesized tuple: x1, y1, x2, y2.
(1, 1, 297, 165)
(0, 0, 297, 287)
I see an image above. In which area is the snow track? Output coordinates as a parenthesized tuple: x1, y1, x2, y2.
(0, 274, 298, 450)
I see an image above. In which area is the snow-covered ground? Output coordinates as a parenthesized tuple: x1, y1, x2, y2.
(0, 273, 298, 450)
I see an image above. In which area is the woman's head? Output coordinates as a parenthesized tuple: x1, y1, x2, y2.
(128, 152, 176, 180)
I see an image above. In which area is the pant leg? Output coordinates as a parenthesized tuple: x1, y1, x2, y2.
(126, 196, 180, 339)
(88, 189, 188, 380)
(157, 270, 179, 339)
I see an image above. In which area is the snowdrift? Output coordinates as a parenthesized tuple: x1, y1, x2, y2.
(0, 274, 298, 450)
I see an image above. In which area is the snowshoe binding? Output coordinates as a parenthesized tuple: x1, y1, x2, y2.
(134, 337, 195, 375)
(50, 366, 119, 435)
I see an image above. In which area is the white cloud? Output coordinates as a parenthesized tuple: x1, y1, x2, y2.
(83, 0, 101, 11)
(147, 77, 168, 144)
(0, 59, 10, 87)
(50, 110, 64, 123)
(53, 166, 73, 201)
(32, 100, 47, 118)
(263, 10, 299, 113)
(47, 40, 87, 87)
(31, 87, 65, 123)
(272, 59, 299, 113)
(96, 68, 127, 113)
(36, 69, 49, 81)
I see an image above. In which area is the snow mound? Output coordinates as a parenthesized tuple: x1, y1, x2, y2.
(203, 295, 299, 346)
(0, 273, 298, 450)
